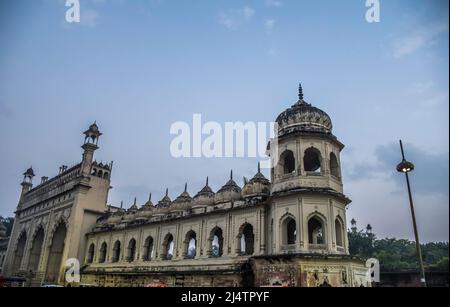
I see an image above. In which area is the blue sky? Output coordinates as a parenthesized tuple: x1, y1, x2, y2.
(0, 0, 448, 242)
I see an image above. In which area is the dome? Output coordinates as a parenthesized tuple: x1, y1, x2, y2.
(156, 189, 172, 208)
(242, 163, 271, 198)
(215, 171, 242, 204)
(192, 178, 215, 207)
(276, 84, 332, 137)
(170, 184, 192, 212)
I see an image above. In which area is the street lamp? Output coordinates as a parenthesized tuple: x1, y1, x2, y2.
(396, 140, 427, 287)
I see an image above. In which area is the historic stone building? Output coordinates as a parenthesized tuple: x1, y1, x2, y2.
(0, 221, 9, 272)
(3, 85, 369, 287)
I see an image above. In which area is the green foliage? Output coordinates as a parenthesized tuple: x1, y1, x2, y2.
(348, 221, 449, 272)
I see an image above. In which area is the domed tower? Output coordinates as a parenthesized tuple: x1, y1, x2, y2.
(268, 83, 350, 255)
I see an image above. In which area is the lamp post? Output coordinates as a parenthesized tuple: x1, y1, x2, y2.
(396, 140, 427, 287)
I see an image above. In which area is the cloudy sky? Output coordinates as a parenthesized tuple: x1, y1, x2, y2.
(0, 0, 448, 242)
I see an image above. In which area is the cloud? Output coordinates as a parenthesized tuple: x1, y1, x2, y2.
(375, 142, 449, 195)
(265, 19, 275, 32)
(218, 6, 255, 30)
(265, 0, 282, 8)
(392, 22, 449, 59)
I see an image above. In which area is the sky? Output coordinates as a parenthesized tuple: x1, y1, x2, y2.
(0, 0, 448, 242)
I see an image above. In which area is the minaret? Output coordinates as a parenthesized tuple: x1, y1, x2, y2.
(20, 166, 35, 195)
(81, 122, 102, 177)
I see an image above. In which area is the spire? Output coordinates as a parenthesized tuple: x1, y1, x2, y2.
(120, 200, 123, 209)
(206, 176, 209, 186)
(133, 197, 137, 206)
(165, 188, 169, 197)
(258, 162, 261, 173)
(148, 193, 152, 201)
(298, 82, 304, 100)
(230, 170, 233, 180)
(184, 182, 188, 193)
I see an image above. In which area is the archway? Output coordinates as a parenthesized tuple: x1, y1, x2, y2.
(99, 242, 107, 263)
(184, 231, 197, 259)
(209, 227, 224, 258)
(12, 232, 27, 274)
(87, 243, 95, 264)
(142, 236, 154, 261)
(162, 233, 174, 260)
(282, 217, 297, 245)
(304, 147, 322, 173)
(28, 228, 45, 272)
(335, 218, 344, 248)
(279, 150, 295, 174)
(238, 224, 254, 255)
(127, 239, 136, 262)
(45, 222, 67, 283)
(112, 241, 121, 262)
(308, 216, 325, 245)
(330, 152, 340, 178)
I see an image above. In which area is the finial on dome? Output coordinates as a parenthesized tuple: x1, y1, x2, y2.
(133, 197, 137, 205)
(184, 182, 188, 193)
(148, 192, 152, 201)
(258, 162, 261, 173)
(206, 176, 209, 186)
(165, 188, 169, 197)
(298, 83, 304, 100)
(120, 200, 123, 209)
(230, 170, 233, 180)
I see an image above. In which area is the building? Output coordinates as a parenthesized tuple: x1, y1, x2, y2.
(1, 123, 112, 286)
(2, 85, 368, 287)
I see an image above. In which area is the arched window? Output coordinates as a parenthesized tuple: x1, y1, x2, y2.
(162, 234, 174, 260)
(127, 239, 136, 262)
(330, 152, 340, 178)
(97, 170, 103, 178)
(308, 217, 325, 245)
(99, 242, 107, 263)
(103, 172, 109, 179)
(282, 217, 297, 245)
(143, 236, 154, 261)
(210, 227, 224, 258)
(304, 147, 322, 173)
(280, 150, 295, 174)
(239, 224, 254, 256)
(185, 231, 197, 259)
(335, 218, 344, 247)
(112, 241, 121, 263)
(87, 243, 95, 263)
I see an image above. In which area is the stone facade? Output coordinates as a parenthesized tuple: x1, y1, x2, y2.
(3, 85, 369, 287)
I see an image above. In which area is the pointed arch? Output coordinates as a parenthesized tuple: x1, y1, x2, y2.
(28, 226, 45, 272)
(307, 214, 326, 246)
(99, 242, 107, 263)
(208, 227, 224, 258)
(45, 221, 67, 283)
(280, 214, 297, 245)
(112, 240, 121, 263)
(142, 236, 154, 261)
(237, 223, 254, 256)
(127, 238, 137, 262)
(335, 216, 345, 248)
(12, 231, 27, 274)
(161, 233, 174, 260)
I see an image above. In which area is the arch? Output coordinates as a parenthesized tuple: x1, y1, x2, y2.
(182, 230, 197, 259)
(28, 227, 45, 272)
(281, 215, 297, 245)
(237, 223, 254, 256)
(330, 152, 340, 178)
(209, 227, 224, 258)
(97, 170, 103, 178)
(308, 215, 325, 245)
(304, 147, 322, 173)
(279, 150, 295, 174)
(103, 172, 109, 179)
(161, 233, 174, 260)
(45, 222, 67, 283)
(112, 240, 121, 263)
(91, 168, 97, 176)
(127, 238, 137, 262)
(142, 236, 154, 261)
(87, 243, 95, 264)
(12, 231, 27, 274)
(335, 217, 344, 248)
(99, 242, 107, 263)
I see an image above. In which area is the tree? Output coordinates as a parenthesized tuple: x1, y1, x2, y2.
(0, 216, 14, 237)
(348, 219, 449, 272)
